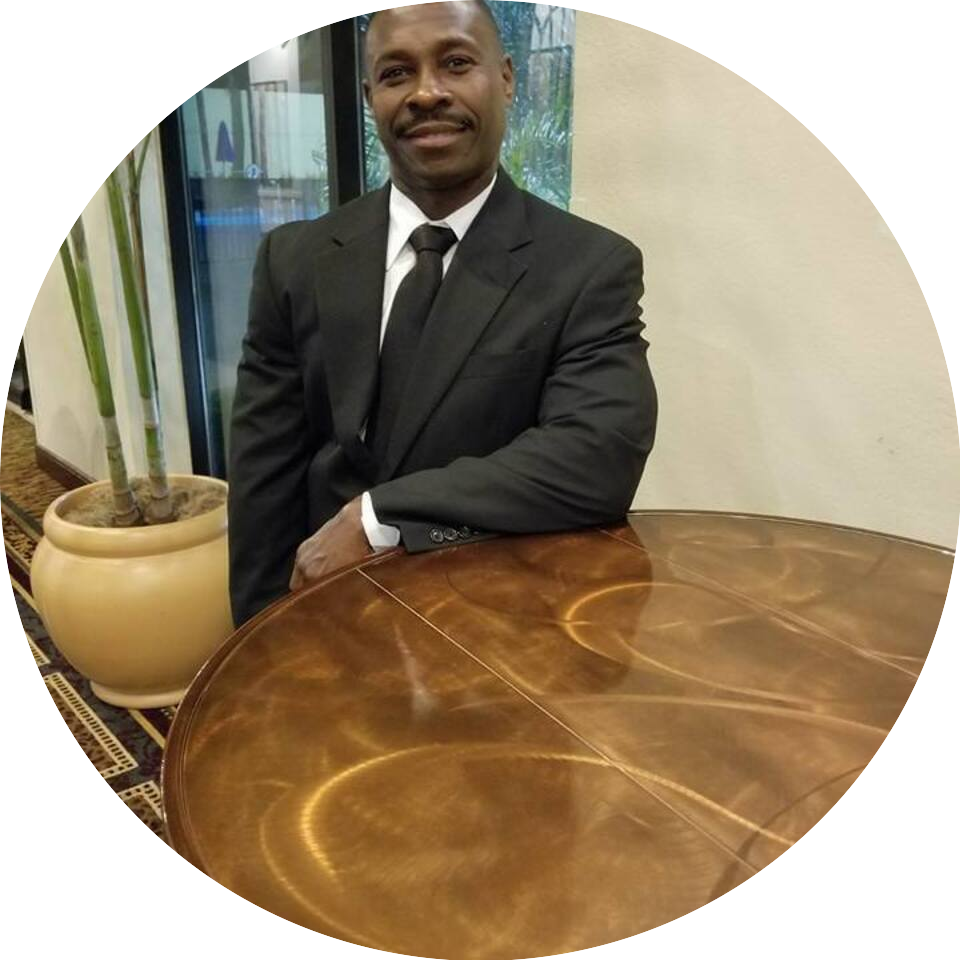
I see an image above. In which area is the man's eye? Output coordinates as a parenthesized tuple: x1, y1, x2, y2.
(380, 66, 408, 82)
(445, 56, 472, 71)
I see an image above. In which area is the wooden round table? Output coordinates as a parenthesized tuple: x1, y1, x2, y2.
(163, 512, 953, 959)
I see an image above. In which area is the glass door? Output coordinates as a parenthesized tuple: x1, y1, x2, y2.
(163, 25, 359, 477)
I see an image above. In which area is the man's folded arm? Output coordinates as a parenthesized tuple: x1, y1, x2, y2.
(369, 238, 657, 548)
(228, 230, 313, 625)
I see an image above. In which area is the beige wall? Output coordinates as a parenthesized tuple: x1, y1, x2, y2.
(571, 13, 959, 547)
(23, 137, 193, 480)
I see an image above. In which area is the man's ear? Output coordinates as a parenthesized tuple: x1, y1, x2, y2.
(362, 77, 372, 106)
(501, 54, 515, 105)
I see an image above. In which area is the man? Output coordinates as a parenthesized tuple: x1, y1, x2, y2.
(228, 1, 657, 626)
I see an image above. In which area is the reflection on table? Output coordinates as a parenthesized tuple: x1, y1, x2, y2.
(163, 512, 953, 960)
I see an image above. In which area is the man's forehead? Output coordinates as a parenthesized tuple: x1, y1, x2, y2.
(367, 2, 496, 55)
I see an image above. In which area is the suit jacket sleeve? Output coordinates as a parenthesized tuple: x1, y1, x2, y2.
(368, 237, 656, 548)
(228, 230, 312, 625)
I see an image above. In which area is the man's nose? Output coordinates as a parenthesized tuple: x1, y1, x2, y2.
(407, 68, 452, 110)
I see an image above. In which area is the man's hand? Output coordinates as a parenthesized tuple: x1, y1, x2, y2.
(289, 497, 375, 591)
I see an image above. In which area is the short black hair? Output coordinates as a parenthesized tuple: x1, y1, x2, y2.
(365, 1, 504, 54)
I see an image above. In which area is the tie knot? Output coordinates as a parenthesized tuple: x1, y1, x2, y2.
(409, 223, 458, 256)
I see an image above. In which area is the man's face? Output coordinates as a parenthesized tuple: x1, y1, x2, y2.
(364, 2, 514, 196)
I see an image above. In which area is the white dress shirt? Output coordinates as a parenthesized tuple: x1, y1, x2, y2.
(360, 174, 498, 549)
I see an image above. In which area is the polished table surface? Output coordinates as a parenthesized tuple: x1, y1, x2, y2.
(163, 512, 953, 959)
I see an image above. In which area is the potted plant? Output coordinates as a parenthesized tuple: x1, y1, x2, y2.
(31, 134, 233, 708)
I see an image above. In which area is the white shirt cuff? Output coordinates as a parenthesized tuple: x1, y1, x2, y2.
(360, 491, 401, 550)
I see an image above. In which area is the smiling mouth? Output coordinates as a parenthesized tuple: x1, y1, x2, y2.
(402, 121, 471, 147)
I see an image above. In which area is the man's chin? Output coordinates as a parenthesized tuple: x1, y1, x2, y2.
(404, 154, 494, 190)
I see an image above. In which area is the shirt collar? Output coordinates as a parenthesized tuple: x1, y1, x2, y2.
(385, 173, 498, 270)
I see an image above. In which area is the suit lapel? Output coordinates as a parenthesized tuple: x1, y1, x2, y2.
(382, 173, 532, 476)
(314, 186, 389, 461)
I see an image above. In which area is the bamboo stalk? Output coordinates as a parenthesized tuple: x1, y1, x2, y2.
(133, 130, 151, 187)
(67, 217, 141, 527)
(58, 239, 93, 380)
(127, 134, 171, 522)
(106, 170, 172, 523)
(126, 142, 155, 356)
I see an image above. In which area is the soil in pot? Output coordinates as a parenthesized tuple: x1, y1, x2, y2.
(61, 477, 226, 527)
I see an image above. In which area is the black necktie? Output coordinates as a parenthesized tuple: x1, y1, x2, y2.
(367, 223, 458, 463)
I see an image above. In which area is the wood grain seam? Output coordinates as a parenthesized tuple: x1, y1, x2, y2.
(357, 567, 767, 875)
(599, 527, 925, 680)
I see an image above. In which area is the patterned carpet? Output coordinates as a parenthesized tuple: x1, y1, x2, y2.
(2, 405, 170, 835)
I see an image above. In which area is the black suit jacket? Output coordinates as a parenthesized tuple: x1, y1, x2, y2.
(228, 172, 657, 625)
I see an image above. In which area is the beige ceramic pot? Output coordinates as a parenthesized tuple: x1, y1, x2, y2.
(32, 475, 232, 708)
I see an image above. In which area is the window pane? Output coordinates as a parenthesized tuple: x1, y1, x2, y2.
(360, 3, 576, 209)
(177, 31, 331, 471)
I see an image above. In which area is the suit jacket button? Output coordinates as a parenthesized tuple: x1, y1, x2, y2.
(442, 526, 459, 542)
(458, 526, 473, 538)
(429, 528, 445, 544)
